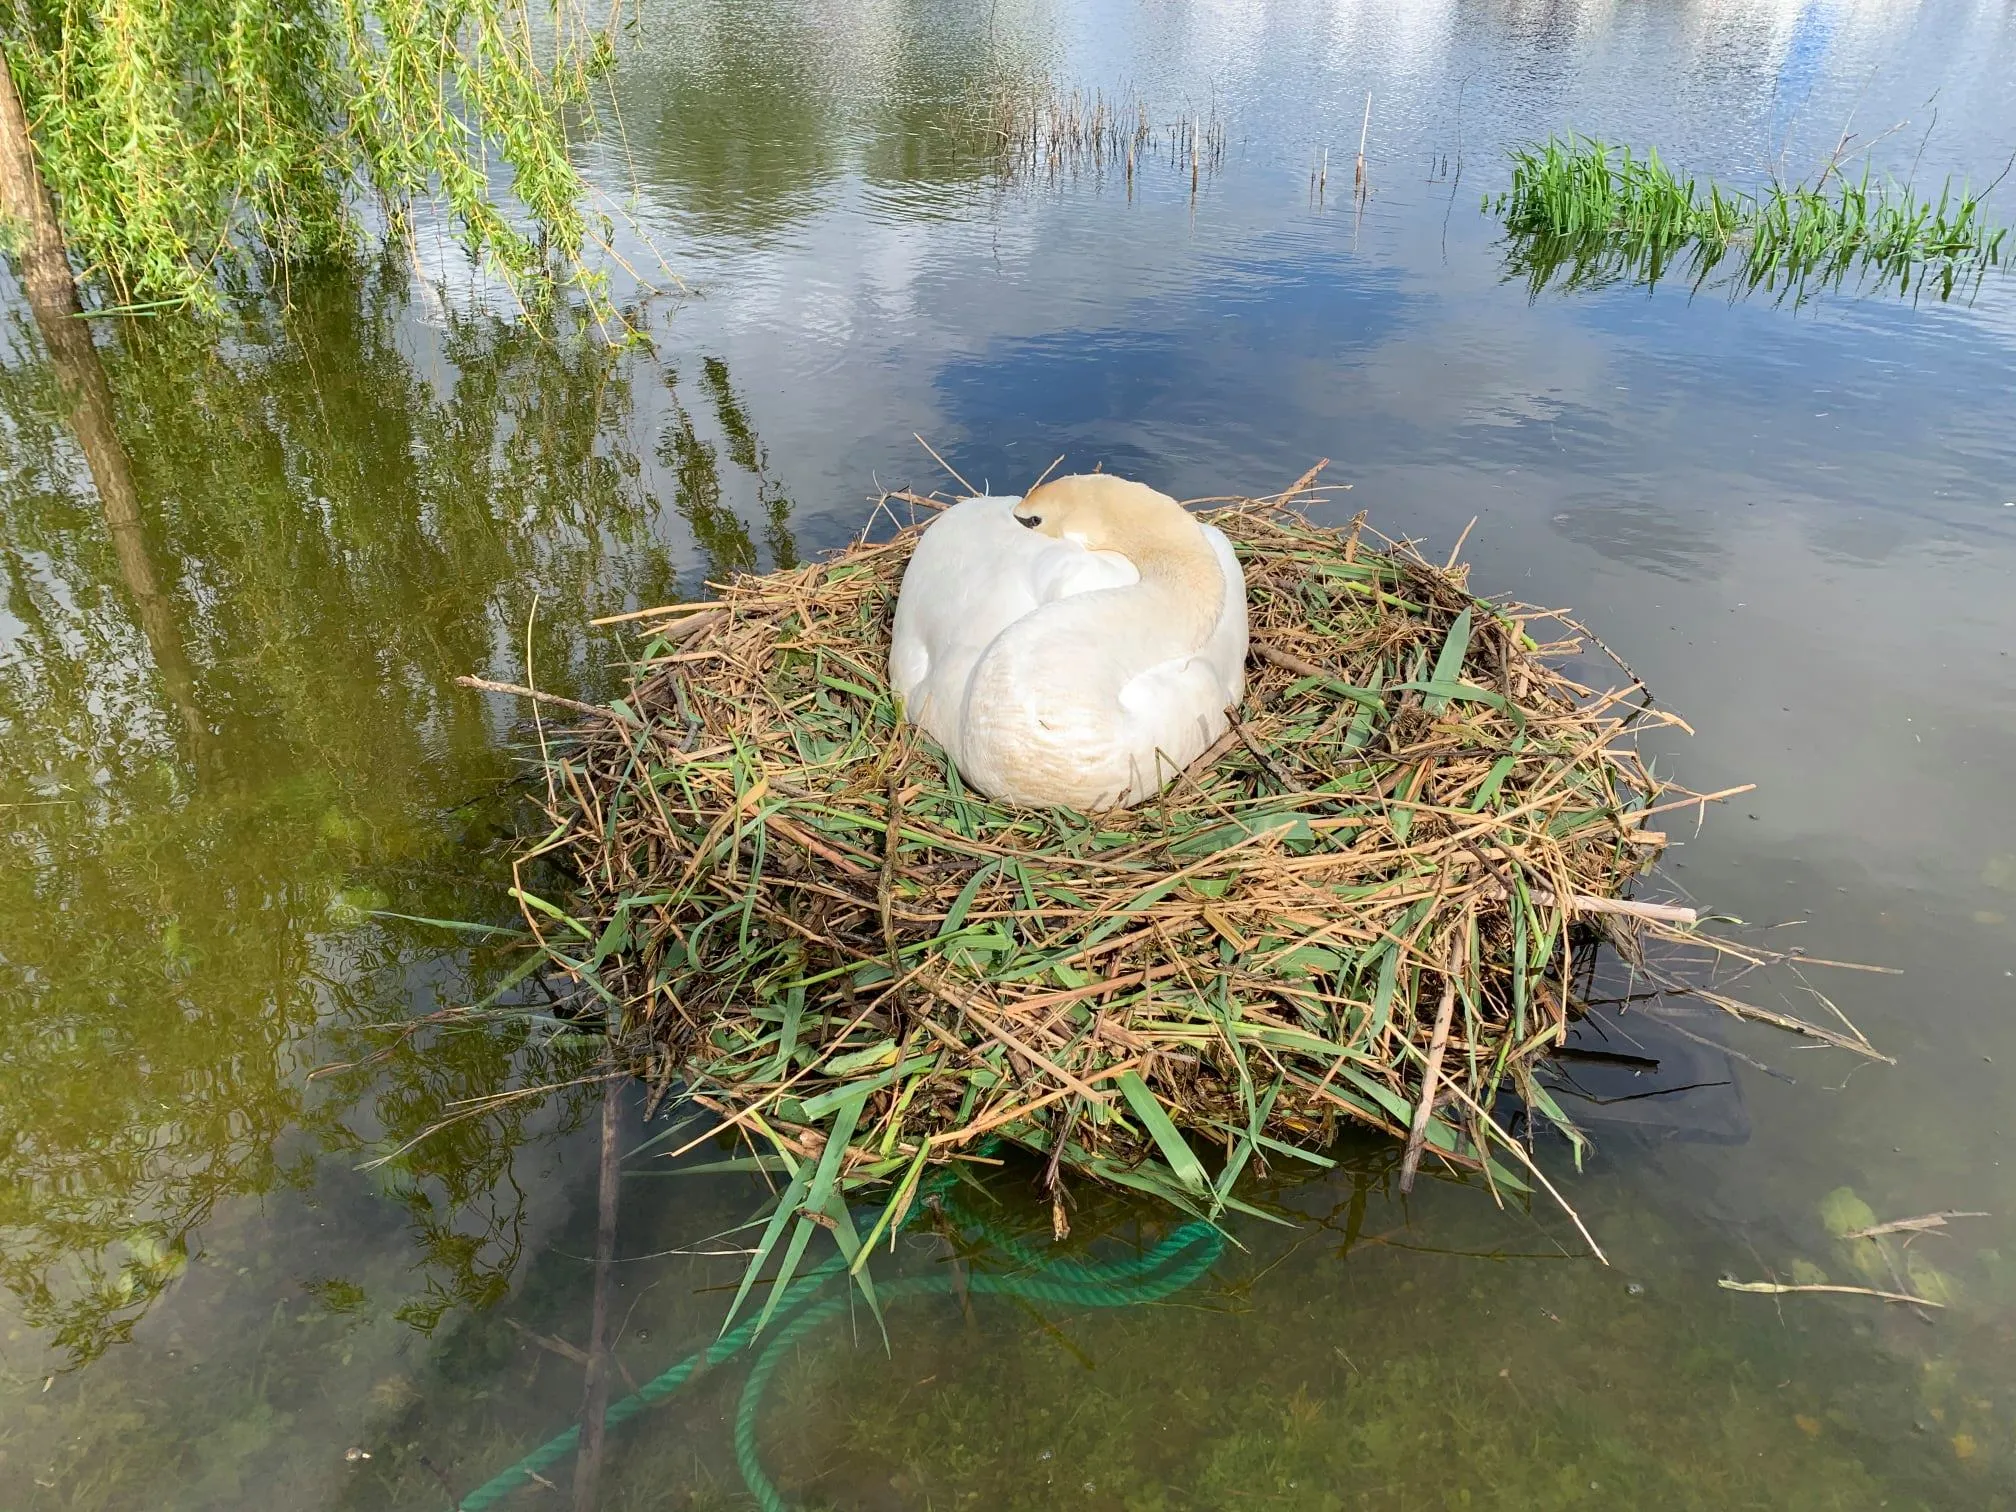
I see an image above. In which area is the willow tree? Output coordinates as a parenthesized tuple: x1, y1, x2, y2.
(0, 0, 616, 324)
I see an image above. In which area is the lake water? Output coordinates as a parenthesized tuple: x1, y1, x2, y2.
(6, 0, 2016, 1506)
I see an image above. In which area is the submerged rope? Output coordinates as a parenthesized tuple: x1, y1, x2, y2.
(730, 1220, 1224, 1512)
(449, 1202, 1223, 1511)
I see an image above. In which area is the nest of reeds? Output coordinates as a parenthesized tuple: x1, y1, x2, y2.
(511, 476, 1720, 1240)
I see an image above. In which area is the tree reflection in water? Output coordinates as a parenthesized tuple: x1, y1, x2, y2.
(0, 267, 801, 1376)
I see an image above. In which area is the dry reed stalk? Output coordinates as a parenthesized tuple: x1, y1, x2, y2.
(1356, 91, 1372, 191)
(986, 79, 1224, 191)
(1400, 912, 1466, 1194)
(493, 471, 1858, 1264)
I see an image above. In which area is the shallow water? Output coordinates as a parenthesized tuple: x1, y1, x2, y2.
(6, 0, 2016, 1506)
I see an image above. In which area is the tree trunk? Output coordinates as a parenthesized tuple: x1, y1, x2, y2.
(1, 56, 212, 764)
(0, 49, 79, 323)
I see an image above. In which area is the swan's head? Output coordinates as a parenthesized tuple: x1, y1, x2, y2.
(1012, 474, 1186, 549)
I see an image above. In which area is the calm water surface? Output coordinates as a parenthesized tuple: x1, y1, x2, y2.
(6, 1, 2016, 1506)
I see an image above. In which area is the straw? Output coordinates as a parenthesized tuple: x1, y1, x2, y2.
(491, 471, 1841, 1297)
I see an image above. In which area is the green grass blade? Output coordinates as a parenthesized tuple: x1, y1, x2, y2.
(1420, 608, 1473, 715)
(1115, 1071, 1209, 1194)
(719, 1150, 811, 1338)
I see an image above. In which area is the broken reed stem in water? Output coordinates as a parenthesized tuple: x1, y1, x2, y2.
(1718, 1279, 1944, 1308)
(494, 469, 1858, 1312)
(1356, 90, 1371, 191)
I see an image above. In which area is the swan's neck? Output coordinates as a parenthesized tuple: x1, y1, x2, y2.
(1112, 517, 1222, 643)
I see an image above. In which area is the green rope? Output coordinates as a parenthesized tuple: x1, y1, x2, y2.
(731, 1220, 1224, 1512)
(447, 1206, 1223, 1511)
(451, 1257, 850, 1510)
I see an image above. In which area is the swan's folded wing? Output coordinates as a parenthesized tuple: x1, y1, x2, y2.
(887, 608, 931, 704)
(890, 496, 1049, 743)
(1028, 546, 1139, 602)
(1114, 652, 1236, 780)
(892, 498, 1137, 706)
(1109, 526, 1247, 789)
(1197, 523, 1250, 706)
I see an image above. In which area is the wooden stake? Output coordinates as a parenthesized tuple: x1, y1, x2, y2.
(572, 1073, 624, 1512)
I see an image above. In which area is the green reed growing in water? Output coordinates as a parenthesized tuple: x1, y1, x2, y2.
(1492, 134, 2013, 301)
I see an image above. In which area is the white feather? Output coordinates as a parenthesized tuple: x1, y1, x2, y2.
(887, 494, 1248, 809)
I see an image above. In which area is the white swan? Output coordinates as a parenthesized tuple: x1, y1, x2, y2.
(888, 474, 1248, 809)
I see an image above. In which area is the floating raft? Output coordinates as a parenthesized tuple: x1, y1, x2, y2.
(508, 479, 1722, 1242)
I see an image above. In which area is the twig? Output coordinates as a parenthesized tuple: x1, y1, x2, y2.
(1718, 1279, 1942, 1307)
(950, 995, 1115, 1106)
(1179, 725, 1242, 781)
(591, 601, 724, 629)
(1533, 891, 1697, 926)
(1444, 516, 1477, 571)
(1841, 1211, 1989, 1240)
(1464, 839, 1697, 925)
(457, 676, 612, 721)
(1628, 784, 1758, 820)
(1434, 1073, 1609, 1264)
(914, 433, 977, 495)
(880, 748, 911, 983)
(1252, 641, 1343, 682)
(1780, 953, 1903, 976)
(1230, 709, 1305, 793)
(1273, 457, 1331, 506)
(506, 1318, 589, 1366)
(1028, 454, 1068, 492)
(878, 487, 953, 517)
